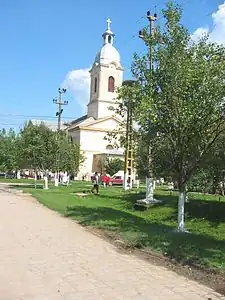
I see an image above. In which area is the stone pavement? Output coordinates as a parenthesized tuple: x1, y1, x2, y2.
(0, 188, 224, 300)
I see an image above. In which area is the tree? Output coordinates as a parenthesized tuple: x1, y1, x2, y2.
(117, 2, 225, 232)
(0, 128, 19, 172)
(105, 158, 124, 176)
(188, 132, 225, 194)
(18, 121, 57, 172)
(18, 122, 83, 175)
(57, 132, 84, 175)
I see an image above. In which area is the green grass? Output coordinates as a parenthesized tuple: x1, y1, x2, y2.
(0, 178, 43, 184)
(16, 181, 225, 271)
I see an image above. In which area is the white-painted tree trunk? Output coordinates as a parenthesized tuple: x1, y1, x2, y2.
(153, 180, 156, 190)
(185, 187, 189, 203)
(177, 190, 185, 232)
(136, 179, 140, 189)
(129, 178, 133, 189)
(136, 176, 162, 204)
(17, 171, 21, 179)
(54, 176, 59, 187)
(123, 172, 129, 191)
(67, 175, 70, 186)
(43, 176, 48, 190)
(34, 173, 37, 189)
(146, 177, 154, 202)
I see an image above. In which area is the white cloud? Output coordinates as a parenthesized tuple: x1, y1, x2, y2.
(62, 68, 91, 114)
(191, 2, 225, 44)
(191, 27, 209, 42)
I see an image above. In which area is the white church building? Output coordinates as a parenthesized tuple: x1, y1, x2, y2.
(67, 19, 125, 179)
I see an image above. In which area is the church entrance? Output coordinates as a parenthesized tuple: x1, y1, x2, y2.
(92, 152, 124, 175)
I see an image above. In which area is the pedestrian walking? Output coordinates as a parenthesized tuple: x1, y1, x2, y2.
(91, 172, 99, 194)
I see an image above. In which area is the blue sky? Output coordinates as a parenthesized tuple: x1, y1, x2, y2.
(0, 0, 224, 130)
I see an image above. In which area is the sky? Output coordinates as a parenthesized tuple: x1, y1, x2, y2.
(0, 0, 224, 130)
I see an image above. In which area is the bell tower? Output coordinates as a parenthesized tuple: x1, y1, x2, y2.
(87, 18, 124, 119)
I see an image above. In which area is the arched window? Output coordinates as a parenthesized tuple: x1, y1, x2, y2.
(106, 145, 113, 150)
(108, 76, 115, 92)
(94, 77, 97, 93)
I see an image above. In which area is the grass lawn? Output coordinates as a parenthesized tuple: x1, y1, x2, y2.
(0, 178, 42, 184)
(16, 181, 225, 271)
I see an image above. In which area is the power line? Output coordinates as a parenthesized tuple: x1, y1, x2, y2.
(0, 113, 75, 120)
(0, 122, 60, 127)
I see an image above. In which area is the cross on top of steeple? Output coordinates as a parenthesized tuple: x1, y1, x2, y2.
(107, 18, 111, 31)
(102, 17, 115, 45)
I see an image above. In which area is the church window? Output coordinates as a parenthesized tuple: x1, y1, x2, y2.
(108, 76, 115, 92)
(94, 77, 97, 93)
(108, 36, 112, 44)
(106, 145, 113, 150)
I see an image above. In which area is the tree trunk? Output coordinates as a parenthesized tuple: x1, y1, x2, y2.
(123, 172, 129, 190)
(212, 176, 218, 194)
(177, 187, 185, 232)
(153, 180, 156, 190)
(145, 144, 154, 202)
(17, 170, 21, 180)
(43, 174, 48, 190)
(146, 177, 154, 202)
(54, 173, 59, 187)
(34, 172, 37, 189)
(222, 182, 225, 196)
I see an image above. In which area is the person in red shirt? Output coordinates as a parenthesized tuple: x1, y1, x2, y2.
(101, 174, 107, 188)
(105, 175, 110, 187)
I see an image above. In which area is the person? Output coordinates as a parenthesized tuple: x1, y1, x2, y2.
(101, 174, 107, 188)
(91, 172, 99, 194)
(106, 175, 110, 187)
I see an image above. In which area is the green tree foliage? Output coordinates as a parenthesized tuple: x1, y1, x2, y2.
(117, 2, 225, 231)
(188, 132, 225, 194)
(0, 128, 19, 172)
(18, 121, 57, 171)
(57, 131, 83, 175)
(105, 158, 124, 176)
(18, 122, 83, 174)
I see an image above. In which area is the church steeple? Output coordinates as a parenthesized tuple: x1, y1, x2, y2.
(102, 18, 115, 45)
(87, 18, 123, 120)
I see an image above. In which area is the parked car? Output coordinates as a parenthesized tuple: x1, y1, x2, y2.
(110, 175, 123, 186)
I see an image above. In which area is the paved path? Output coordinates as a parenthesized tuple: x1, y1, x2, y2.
(0, 189, 224, 300)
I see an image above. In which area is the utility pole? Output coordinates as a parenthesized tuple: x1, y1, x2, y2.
(139, 10, 157, 72)
(136, 9, 159, 205)
(52, 88, 68, 186)
(123, 80, 135, 191)
(53, 88, 68, 131)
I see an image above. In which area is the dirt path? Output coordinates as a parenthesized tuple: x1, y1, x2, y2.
(0, 189, 224, 300)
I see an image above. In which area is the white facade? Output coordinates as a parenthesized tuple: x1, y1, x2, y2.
(68, 19, 124, 179)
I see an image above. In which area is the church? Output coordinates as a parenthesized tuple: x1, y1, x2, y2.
(67, 19, 125, 179)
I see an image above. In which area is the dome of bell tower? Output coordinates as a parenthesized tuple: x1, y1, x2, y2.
(94, 18, 121, 67)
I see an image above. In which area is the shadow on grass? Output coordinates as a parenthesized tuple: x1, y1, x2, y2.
(123, 191, 225, 226)
(155, 193, 225, 226)
(65, 205, 225, 269)
(185, 200, 225, 226)
(9, 184, 43, 189)
(120, 191, 177, 210)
